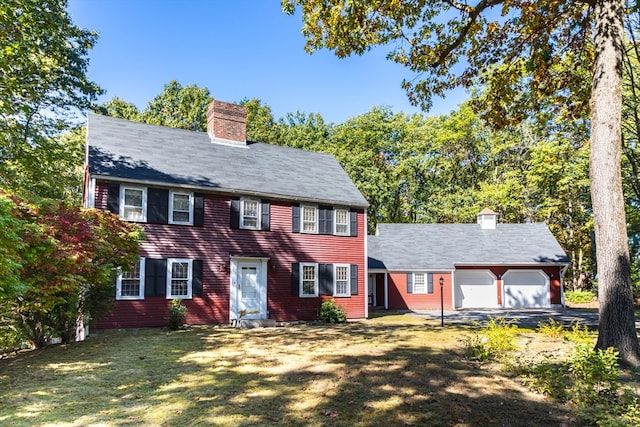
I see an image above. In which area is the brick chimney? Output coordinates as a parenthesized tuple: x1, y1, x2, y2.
(206, 100, 247, 144)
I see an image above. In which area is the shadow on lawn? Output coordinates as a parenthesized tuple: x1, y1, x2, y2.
(0, 323, 571, 426)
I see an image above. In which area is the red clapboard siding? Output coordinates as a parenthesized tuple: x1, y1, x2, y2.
(93, 181, 366, 328)
(387, 272, 453, 310)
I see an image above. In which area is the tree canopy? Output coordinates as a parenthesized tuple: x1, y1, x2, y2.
(0, 0, 102, 199)
(283, 0, 639, 365)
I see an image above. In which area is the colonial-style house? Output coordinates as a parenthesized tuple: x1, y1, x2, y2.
(367, 209, 570, 311)
(84, 100, 368, 328)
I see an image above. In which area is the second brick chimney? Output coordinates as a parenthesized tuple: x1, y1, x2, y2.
(206, 100, 247, 145)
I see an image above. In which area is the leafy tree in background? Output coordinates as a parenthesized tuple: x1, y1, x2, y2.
(98, 97, 142, 122)
(283, 0, 639, 364)
(0, 0, 102, 199)
(242, 98, 283, 144)
(142, 80, 212, 132)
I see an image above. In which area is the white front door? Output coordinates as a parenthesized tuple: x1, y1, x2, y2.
(230, 258, 268, 321)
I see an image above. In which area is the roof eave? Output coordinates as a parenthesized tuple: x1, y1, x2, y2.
(88, 174, 369, 209)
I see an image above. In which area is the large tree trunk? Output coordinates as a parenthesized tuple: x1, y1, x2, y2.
(591, 0, 640, 366)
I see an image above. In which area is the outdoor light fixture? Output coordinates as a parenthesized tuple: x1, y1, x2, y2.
(439, 276, 445, 327)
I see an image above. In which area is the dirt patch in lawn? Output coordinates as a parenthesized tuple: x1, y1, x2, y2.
(0, 314, 605, 426)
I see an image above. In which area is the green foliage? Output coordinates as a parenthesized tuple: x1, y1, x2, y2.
(0, 191, 143, 348)
(319, 298, 346, 324)
(519, 354, 569, 401)
(142, 80, 212, 132)
(537, 318, 565, 340)
(565, 320, 595, 345)
(167, 299, 187, 330)
(463, 316, 518, 362)
(565, 290, 597, 304)
(97, 97, 141, 121)
(568, 345, 620, 406)
(0, 0, 102, 199)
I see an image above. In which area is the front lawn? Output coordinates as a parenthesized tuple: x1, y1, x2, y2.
(0, 315, 594, 426)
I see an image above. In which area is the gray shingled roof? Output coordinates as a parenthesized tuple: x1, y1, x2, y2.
(368, 223, 569, 270)
(86, 113, 368, 207)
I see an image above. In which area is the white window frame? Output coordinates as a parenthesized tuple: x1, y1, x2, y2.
(240, 199, 261, 230)
(412, 273, 433, 294)
(334, 264, 351, 297)
(166, 258, 193, 299)
(334, 208, 349, 236)
(116, 258, 145, 300)
(120, 186, 147, 222)
(169, 191, 194, 225)
(300, 263, 319, 297)
(301, 205, 318, 234)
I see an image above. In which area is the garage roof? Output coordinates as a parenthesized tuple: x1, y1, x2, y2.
(368, 223, 569, 271)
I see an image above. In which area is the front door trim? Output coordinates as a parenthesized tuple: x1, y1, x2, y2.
(229, 257, 269, 322)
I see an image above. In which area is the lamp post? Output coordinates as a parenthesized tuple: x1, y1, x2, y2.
(439, 276, 445, 327)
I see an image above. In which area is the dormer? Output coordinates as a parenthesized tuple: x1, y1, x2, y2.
(206, 100, 247, 145)
(477, 208, 497, 229)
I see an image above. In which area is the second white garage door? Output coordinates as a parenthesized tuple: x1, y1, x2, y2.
(503, 270, 550, 308)
(454, 270, 498, 309)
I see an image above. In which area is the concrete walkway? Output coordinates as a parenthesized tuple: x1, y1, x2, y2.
(405, 308, 601, 328)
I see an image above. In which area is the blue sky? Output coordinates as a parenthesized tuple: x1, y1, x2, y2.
(68, 0, 468, 124)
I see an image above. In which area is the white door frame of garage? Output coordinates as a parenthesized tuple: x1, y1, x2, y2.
(502, 269, 550, 308)
(453, 269, 498, 309)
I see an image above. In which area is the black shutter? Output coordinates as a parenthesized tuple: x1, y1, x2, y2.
(145, 258, 167, 297)
(318, 206, 333, 234)
(194, 193, 204, 226)
(406, 273, 413, 294)
(230, 198, 240, 229)
(107, 183, 120, 214)
(292, 204, 300, 233)
(427, 273, 433, 294)
(261, 200, 270, 231)
(350, 264, 358, 295)
(147, 188, 168, 224)
(291, 263, 300, 296)
(319, 263, 333, 295)
(192, 260, 203, 297)
(349, 210, 358, 236)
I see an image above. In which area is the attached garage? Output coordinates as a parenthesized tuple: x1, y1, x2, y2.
(503, 270, 550, 308)
(454, 270, 498, 309)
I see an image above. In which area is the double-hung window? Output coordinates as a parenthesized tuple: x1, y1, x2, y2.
(334, 264, 350, 297)
(300, 263, 318, 297)
(116, 258, 145, 300)
(334, 208, 349, 235)
(301, 206, 317, 233)
(169, 191, 194, 225)
(120, 186, 147, 222)
(411, 273, 434, 294)
(167, 258, 193, 299)
(241, 199, 260, 229)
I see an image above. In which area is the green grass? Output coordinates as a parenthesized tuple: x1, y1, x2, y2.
(0, 316, 581, 426)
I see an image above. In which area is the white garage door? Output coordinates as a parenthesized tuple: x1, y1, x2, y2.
(454, 270, 498, 309)
(503, 270, 550, 308)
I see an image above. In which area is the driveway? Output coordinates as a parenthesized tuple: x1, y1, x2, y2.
(405, 308, 601, 328)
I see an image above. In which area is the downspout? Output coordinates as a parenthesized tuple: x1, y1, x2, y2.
(364, 209, 369, 319)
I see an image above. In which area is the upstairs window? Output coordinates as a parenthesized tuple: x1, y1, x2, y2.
(120, 186, 147, 222)
(334, 208, 349, 235)
(169, 191, 194, 225)
(116, 258, 145, 300)
(241, 199, 260, 229)
(292, 204, 357, 236)
(301, 206, 317, 233)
